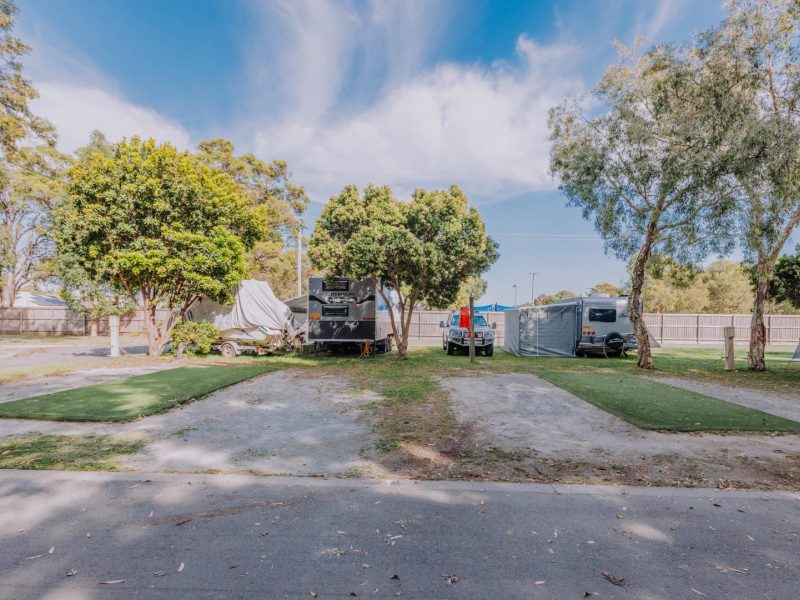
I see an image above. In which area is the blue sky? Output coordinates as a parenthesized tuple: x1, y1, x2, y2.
(17, 0, 732, 304)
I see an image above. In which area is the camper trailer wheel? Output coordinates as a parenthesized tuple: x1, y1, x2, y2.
(220, 342, 238, 358)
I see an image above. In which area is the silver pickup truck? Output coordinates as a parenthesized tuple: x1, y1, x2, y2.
(440, 312, 496, 356)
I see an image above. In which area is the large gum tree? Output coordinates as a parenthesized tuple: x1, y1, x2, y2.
(308, 184, 497, 360)
(549, 42, 739, 369)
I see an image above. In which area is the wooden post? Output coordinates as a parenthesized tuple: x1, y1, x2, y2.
(724, 326, 735, 371)
(469, 296, 475, 363)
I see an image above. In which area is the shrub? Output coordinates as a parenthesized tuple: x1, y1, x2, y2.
(171, 322, 220, 358)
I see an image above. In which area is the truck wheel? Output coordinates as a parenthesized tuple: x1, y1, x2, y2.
(484, 344, 494, 357)
(446, 342, 455, 355)
(220, 342, 237, 358)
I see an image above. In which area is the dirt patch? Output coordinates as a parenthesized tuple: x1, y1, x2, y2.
(0, 370, 382, 478)
(651, 376, 800, 423)
(435, 373, 800, 489)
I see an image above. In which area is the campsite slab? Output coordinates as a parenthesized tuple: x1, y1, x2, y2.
(0, 370, 379, 477)
(442, 373, 800, 472)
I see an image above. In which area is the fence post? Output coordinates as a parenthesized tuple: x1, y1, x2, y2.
(660, 313, 664, 343)
(696, 314, 701, 344)
(767, 314, 771, 345)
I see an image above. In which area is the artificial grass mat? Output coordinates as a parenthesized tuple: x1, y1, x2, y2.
(0, 364, 273, 422)
(537, 369, 800, 432)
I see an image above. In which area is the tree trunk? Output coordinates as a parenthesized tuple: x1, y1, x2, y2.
(89, 319, 98, 337)
(748, 264, 770, 372)
(1, 270, 15, 307)
(629, 227, 656, 370)
(143, 302, 166, 357)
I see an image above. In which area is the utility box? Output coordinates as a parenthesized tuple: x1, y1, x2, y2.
(724, 326, 735, 370)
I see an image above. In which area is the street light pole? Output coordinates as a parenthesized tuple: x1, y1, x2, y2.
(296, 226, 303, 297)
(513, 284, 517, 307)
(529, 272, 537, 303)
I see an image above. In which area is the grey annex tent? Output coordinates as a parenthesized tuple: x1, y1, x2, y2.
(504, 303, 580, 357)
(186, 280, 300, 343)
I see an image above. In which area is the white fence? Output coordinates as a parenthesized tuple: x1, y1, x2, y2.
(2, 307, 798, 344)
(643, 313, 800, 345)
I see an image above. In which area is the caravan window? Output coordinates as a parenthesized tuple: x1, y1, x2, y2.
(589, 308, 616, 323)
(322, 278, 349, 292)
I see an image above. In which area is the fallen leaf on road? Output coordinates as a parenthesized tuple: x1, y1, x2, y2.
(177, 562, 185, 573)
(600, 570, 624, 586)
(535, 580, 545, 585)
(175, 519, 191, 526)
(149, 511, 154, 518)
(390, 574, 400, 580)
(310, 592, 318, 598)
(85, 532, 91, 539)
(360, 563, 370, 569)
(691, 588, 707, 596)
(100, 580, 126, 585)
(48, 547, 54, 554)
(321, 547, 346, 557)
(66, 569, 77, 577)
(153, 571, 166, 577)
(747, 535, 755, 541)
(24, 554, 45, 560)
(260, 531, 270, 537)
(441, 573, 460, 585)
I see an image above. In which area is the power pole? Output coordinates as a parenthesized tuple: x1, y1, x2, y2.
(529, 272, 537, 303)
(296, 227, 303, 297)
(513, 284, 517, 307)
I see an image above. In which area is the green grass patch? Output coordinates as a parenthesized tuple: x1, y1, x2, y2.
(0, 434, 144, 470)
(536, 369, 800, 432)
(0, 363, 280, 422)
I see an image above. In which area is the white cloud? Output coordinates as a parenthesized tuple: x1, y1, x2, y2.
(31, 83, 191, 153)
(250, 34, 584, 203)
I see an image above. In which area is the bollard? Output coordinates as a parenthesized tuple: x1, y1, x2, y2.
(723, 326, 735, 371)
(110, 315, 120, 358)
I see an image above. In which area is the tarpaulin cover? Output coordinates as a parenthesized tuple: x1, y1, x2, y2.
(505, 303, 579, 357)
(187, 280, 298, 341)
(459, 307, 470, 329)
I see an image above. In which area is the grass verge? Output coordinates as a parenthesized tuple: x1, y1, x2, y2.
(0, 363, 281, 422)
(0, 434, 144, 470)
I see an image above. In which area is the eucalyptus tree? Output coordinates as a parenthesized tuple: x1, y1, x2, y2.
(700, 0, 800, 370)
(309, 184, 497, 360)
(549, 42, 738, 369)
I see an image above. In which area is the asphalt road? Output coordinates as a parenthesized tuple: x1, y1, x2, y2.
(0, 471, 798, 600)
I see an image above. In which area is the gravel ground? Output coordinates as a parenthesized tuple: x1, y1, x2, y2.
(442, 373, 800, 462)
(0, 370, 381, 477)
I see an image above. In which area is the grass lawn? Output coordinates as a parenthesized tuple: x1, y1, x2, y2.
(536, 369, 800, 432)
(0, 363, 281, 422)
(0, 434, 144, 470)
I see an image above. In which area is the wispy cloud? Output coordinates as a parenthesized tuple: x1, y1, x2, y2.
(21, 24, 191, 153)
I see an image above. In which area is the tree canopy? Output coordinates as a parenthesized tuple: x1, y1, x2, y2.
(769, 250, 800, 310)
(309, 184, 497, 359)
(54, 137, 266, 355)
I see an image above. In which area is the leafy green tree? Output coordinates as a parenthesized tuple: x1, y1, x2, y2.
(448, 275, 488, 310)
(171, 321, 219, 359)
(699, 0, 800, 370)
(53, 138, 266, 356)
(0, 0, 54, 162)
(526, 290, 578, 307)
(704, 260, 753, 313)
(195, 139, 309, 297)
(549, 41, 737, 368)
(769, 250, 800, 311)
(589, 282, 624, 297)
(309, 184, 497, 359)
(1, 145, 70, 306)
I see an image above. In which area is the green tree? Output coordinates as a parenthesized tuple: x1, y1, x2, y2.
(588, 282, 624, 297)
(703, 260, 753, 313)
(549, 41, 737, 368)
(448, 275, 488, 310)
(309, 184, 497, 359)
(699, 0, 800, 370)
(0, 0, 54, 162)
(53, 138, 266, 356)
(195, 139, 309, 297)
(769, 250, 800, 310)
(526, 289, 578, 307)
(1, 145, 70, 306)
